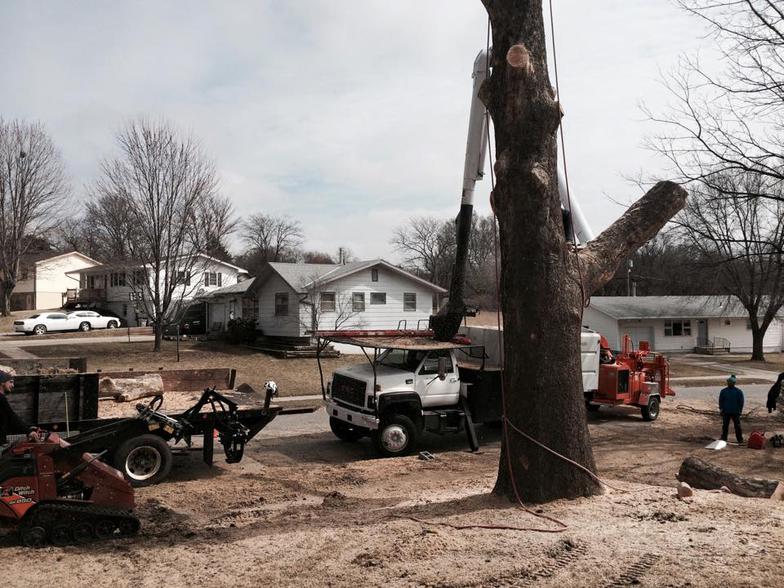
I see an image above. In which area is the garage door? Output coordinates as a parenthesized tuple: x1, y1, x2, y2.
(622, 326, 654, 350)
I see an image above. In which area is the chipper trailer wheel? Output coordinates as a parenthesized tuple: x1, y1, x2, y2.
(641, 396, 661, 422)
(113, 434, 173, 486)
(373, 415, 418, 457)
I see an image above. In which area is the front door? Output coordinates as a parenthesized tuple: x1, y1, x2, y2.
(697, 320, 708, 346)
(415, 350, 460, 407)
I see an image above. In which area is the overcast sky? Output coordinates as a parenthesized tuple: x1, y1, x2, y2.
(0, 1, 710, 261)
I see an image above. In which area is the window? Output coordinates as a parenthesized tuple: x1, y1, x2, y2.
(321, 292, 336, 312)
(176, 271, 191, 286)
(275, 293, 289, 316)
(419, 350, 454, 375)
(132, 269, 146, 286)
(370, 292, 386, 305)
(110, 272, 126, 287)
(403, 292, 417, 312)
(664, 320, 691, 336)
(204, 272, 223, 287)
(371, 268, 379, 282)
(746, 320, 753, 330)
(352, 292, 365, 312)
(122, 304, 128, 317)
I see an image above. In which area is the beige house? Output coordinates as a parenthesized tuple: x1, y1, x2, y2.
(12, 251, 99, 311)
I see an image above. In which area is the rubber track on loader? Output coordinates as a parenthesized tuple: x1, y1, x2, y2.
(18, 502, 140, 547)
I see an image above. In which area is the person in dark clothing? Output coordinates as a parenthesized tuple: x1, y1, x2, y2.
(767, 372, 784, 413)
(719, 374, 744, 444)
(0, 370, 29, 445)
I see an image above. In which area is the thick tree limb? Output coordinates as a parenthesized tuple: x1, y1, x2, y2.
(579, 181, 688, 294)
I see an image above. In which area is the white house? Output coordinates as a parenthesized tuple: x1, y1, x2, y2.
(68, 254, 248, 326)
(220, 259, 446, 340)
(12, 251, 99, 310)
(201, 277, 257, 332)
(582, 296, 784, 353)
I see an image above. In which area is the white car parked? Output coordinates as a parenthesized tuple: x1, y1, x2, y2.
(13, 311, 121, 335)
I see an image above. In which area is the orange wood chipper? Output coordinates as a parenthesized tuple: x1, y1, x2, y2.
(586, 335, 675, 421)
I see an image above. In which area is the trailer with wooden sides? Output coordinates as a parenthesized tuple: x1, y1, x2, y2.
(5, 368, 314, 486)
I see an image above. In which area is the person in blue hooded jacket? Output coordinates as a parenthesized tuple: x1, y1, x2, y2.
(719, 374, 744, 444)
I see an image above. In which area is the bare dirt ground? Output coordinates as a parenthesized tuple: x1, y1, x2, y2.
(20, 340, 364, 398)
(3, 395, 783, 587)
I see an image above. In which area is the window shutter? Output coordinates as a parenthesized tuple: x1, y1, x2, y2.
(204, 272, 209, 286)
(218, 272, 223, 287)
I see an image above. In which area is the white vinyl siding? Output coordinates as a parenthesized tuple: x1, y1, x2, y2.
(307, 266, 438, 333)
(257, 274, 300, 337)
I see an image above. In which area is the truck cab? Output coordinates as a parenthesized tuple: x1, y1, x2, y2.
(323, 339, 484, 457)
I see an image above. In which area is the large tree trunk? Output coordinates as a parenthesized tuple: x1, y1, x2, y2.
(153, 321, 163, 352)
(482, 1, 687, 503)
(751, 327, 765, 361)
(0, 281, 12, 316)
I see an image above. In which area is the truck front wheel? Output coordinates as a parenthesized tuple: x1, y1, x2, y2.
(329, 417, 366, 442)
(373, 415, 418, 457)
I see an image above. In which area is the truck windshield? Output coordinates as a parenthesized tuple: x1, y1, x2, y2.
(377, 348, 426, 372)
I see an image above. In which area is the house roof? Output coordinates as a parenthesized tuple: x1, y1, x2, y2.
(262, 259, 447, 294)
(199, 277, 256, 300)
(70, 253, 248, 276)
(20, 250, 100, 267)
(588, 296, 755, 320)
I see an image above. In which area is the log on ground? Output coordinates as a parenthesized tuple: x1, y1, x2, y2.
(677, 456, 780, 498)
(99, 373, 165, 402)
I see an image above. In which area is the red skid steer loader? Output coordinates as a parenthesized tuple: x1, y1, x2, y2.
(0, 430, 139, 547)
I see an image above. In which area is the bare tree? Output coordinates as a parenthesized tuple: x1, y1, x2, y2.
(391, 216, 455, 286)
(481, 1, 686, 502)
(0, 119, 67, 314)
(194, 194, 238, 261)
(646, 1, 784, 195)
(83, 192, 135, 262)
(675, 173, 784, 360)
(301, 250, 335, 264)
(242, 213, 303, 262)
(94, 119, 220, 350)
(300, 274, 363, 337)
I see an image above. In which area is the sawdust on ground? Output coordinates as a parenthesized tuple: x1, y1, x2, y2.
(3, 395, 783, 587)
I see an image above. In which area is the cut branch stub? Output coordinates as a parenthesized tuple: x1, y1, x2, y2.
(506, 44, 533, 75)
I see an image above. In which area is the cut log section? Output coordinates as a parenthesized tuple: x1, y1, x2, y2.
(99, 374, 165, 403)
(677, 456, 781, 498)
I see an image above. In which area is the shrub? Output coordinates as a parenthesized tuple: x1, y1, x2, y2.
(225, 317, 257, 344)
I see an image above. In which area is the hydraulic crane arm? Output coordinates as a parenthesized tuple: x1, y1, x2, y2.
(430, 49, 594, 341)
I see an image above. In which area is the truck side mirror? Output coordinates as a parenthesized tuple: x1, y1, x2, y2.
(437, 357, 447, 381)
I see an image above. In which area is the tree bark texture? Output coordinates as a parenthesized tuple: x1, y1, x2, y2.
(677, 456, 780, 498)
(482, 1, 687, 502)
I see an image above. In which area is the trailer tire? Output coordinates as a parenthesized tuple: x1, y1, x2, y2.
(586, 402, 601, 412)
(641, 396, 660, 421)
(329, 417, 365, 442)
(373, 414, 417, 457)
(113, 434, 173, 486)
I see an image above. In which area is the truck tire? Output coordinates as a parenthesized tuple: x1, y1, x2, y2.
(113, 434, 173, 486)
(373, 414, 418, 457)
(641, 396, 660, 422)
(329, 417, 365, 442)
